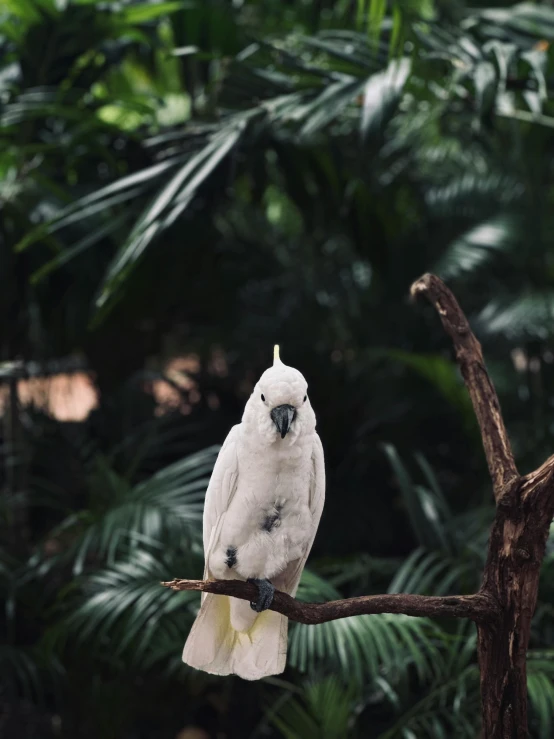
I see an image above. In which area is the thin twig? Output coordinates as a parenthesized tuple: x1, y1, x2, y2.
(410, 273, 519, 502)
(161, 578, 499, 625)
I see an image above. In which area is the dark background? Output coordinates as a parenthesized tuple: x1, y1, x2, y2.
(2, 1, 554, 737)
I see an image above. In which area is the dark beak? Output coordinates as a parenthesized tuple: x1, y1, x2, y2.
(270, 404, 296, 439)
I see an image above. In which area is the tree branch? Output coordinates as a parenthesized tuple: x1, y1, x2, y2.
(410, 273, 519, 502)
(521, 453, 554, 514)
(162, 578, 499, 625)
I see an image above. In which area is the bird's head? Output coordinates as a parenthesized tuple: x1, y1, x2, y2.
(242, 346, 316, 446)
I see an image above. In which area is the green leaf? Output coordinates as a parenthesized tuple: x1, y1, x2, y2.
(51, 447, 218, 575)
(271, 676, 357, 739)
(31, 213, 128, 283)
(527, 654, 554, 739)
(475, 4, 554, 41)
(390, 3, 404, 59)
(382, 443, 440, 550)
(388, 548, 470, 595)
(117, 2, 191, 25)
(360, 57, 411, 140)
(478, 291, 554, 339)
(356, 0, 368, 32)
(368, 0, 387, 45)
(434, 214, 520, 280)
(484, 40, 517, 92)
(2, 0, 43, 23)
(290, 569, 442, 685)
(521, 48, 548, 105)
(16, 157, 185, 253)
(298, 79, 366, 139)
(60, 549, 201, 668)
(302, 35, 377, 71)
(96, 117, 249, 309)
(383, 350, 475, 433)
(473, 60, 497, 116)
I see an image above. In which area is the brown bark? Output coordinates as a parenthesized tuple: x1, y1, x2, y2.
(162, 578, 498, 624)
(476, 460, 554, 738)
(164, 274, 554, 738)
(412, 274, 554, 738)
(410, 274, 518, 501)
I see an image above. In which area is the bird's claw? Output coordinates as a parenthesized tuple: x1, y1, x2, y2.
(247, 578, 275, 612)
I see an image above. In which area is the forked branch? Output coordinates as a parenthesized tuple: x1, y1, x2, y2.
(162, 578, 498, 624)
(410, 273, 519, 502)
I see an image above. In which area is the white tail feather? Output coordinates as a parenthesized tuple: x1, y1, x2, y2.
(229, 597, 258, 632)
(182, 594, 287, 680)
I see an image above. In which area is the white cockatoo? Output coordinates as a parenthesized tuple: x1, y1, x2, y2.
(182, 346, 325, 680)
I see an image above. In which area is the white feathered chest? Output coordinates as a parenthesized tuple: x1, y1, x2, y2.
(209, 435, 315, 580)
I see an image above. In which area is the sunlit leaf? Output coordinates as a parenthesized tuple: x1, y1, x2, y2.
(434, 214, 521, 280)
(360, 57, 411, 140)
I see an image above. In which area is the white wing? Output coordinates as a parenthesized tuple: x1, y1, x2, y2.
(275, 432, 325, 597)
(202, 425, 240, 582)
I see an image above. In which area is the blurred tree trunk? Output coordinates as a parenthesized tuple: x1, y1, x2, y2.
(1, 362, 29, 555)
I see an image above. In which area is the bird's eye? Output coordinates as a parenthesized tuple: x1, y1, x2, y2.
(303, 395, 307, 403)
(261, 394, 265, 402)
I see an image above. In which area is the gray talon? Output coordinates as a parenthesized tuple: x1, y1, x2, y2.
(247, 578, 275, 612)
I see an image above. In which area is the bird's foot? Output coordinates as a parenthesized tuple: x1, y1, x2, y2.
(247, 578, 275, 612)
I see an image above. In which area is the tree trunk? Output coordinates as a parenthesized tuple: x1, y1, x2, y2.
(2, 364, 29, 555)
(478, 479, 554, 738)
(409, 274, 554, 739)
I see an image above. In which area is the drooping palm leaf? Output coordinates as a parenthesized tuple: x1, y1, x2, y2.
(57, 547, 201, 671)
(51, 446, 217, 575)
(290, 569, 443, 686)
(270, 675, 357, 739)
(527, 650, 554, 739)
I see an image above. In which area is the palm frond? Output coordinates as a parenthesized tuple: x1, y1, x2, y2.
(381, 443, 455, 552)
(52, 446, 217, 574)
(290, 569, 443, 685)
(425, 173, 523, 219)
(269, 675, 357, 739)
(528, 650, 554, 739)
(316, 552, 403, 591)
(380, 352, 476, 434)
(434, 214, 522, 280)
(387, 548, 471, 596)
(57, 547, 201, 671)
(360, 57, 411, 140)
(478, 291, 554, 340)
(378, 623, 480, 739)
(16, 25, 415, 313)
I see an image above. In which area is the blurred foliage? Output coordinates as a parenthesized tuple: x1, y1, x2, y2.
(3, 0, 554, 737)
